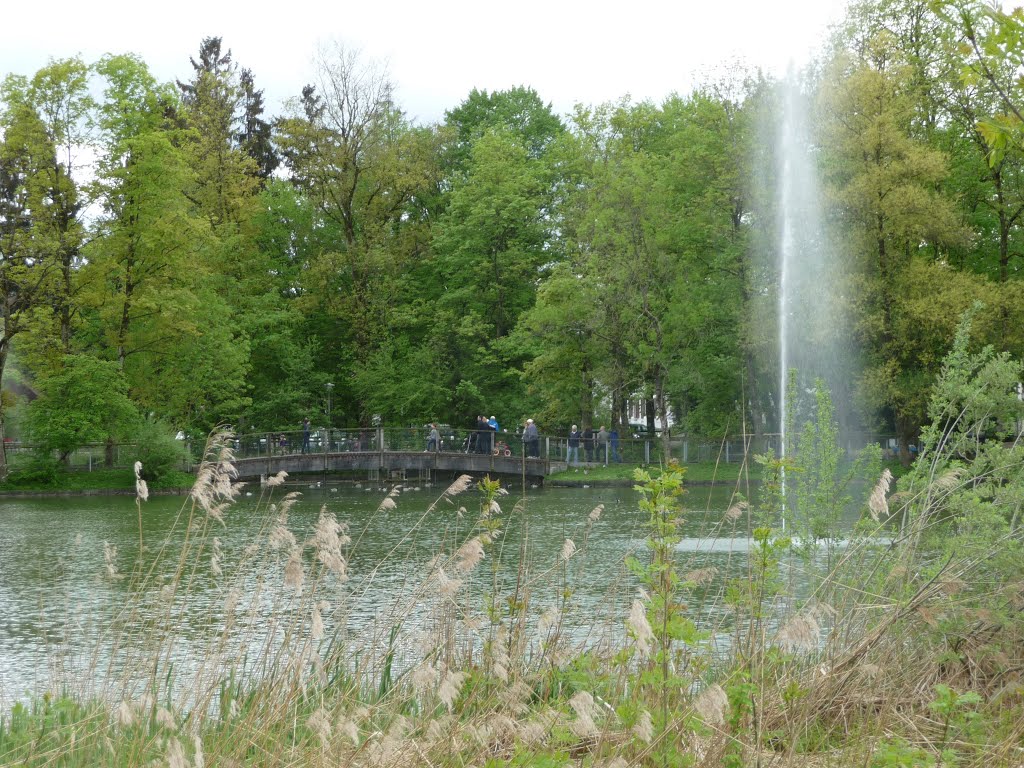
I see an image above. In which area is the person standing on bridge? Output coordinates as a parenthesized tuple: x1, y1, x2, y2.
(302, 417, 311, 453)
(567, 425, 581, 469)
(478, 415, 493, 454)
(484, 415, 498, 453)
(596, 425, 609, 464)
(471, 415, 483, 453)
(427, 423, 440, 452)
(524, 419, 539, 458)
(565, 428, 581, 468)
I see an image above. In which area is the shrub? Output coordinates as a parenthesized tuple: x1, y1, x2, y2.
(132, 418, 187, 482)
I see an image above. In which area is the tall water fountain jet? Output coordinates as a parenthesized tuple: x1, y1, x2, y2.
(776, 73, 857, 518)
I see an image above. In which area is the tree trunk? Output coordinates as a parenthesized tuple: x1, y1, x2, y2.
(645, 395, 656, 438)
(581, 359, 594, 432)
(744, 351, 765, 444)
(654, 370, 671, 462)
(0, 340, 8, 479)
(896, 417, 915, 468)
(611, 386, 625, 433)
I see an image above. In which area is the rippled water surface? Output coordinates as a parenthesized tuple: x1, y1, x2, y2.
(0, 480, 846, 710)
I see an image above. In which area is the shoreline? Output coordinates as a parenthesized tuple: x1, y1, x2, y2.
(0, 487, 194, 498)
(546, 478, 745, 488)
(0, 478, 743, 497)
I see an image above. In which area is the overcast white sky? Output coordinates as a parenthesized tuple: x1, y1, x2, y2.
(4, 0, 853, 124)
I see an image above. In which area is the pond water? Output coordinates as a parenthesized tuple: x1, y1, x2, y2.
(0, 479, 861, 711)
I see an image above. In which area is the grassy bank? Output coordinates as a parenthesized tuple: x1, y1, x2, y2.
(0, 467, 195, 493)
(548, 461, 760, 484)
(548, 459, 911, 485)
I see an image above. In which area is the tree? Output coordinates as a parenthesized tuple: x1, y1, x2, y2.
(276, 43, 443, 424)
(443, 86, 565, 175)
(820, 30, 967, 457)
(514, 263, 606, 430)
(23, 355, 139, 462)
(1, 59, 92, 366)
(84, 54, 250, 432)
(175, 37, 262, 248)
(434, 129, 549, 341)
(237, 67, 279, 180)
(0, 86, 61, 476)
(88, 54, 202, 372)
(941, 2, 1024, 166)
(934, 1, 1024, 285)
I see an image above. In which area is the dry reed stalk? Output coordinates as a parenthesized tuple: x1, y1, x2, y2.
(868, 468, 893, 522)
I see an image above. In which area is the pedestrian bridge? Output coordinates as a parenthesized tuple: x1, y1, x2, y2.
(226, 425, 781, 483)
(230, 428, 557, 482)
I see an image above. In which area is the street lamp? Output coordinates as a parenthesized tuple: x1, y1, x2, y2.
(325, 382, 334, 452)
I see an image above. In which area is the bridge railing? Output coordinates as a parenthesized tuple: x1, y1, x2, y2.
(547, 434, 785, 465)
(230, 427, 917, 466)
(228, 428, 794, 465)
(231, 428, 538, 459)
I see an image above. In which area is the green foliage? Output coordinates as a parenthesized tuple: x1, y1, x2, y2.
(444, 86, 565, 171)
(628, 464, 690, 656)
(726, 453, 792, 633)
(626, 463, 710, 763)
(793, 380, 846, 549)
(23, 355, 139, 460)
(939, 2, 1024, 166)
(723, 672, 756, 768)
(131, 417, 187, 482)
(929, 683, 983, 755)
(870, 737, 937, 767)
(900, 304, 1024, 540)
(2, 454, 62, 487)
(792, 379, 883, 560)
(474, 476, 508, 628)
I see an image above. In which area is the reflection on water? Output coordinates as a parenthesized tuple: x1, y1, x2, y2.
(0, 481, 869, 711)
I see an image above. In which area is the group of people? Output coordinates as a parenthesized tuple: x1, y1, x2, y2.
(466, 415, 501, 454)
(566, 424, 619, 468)
(423, 415, 542, 458)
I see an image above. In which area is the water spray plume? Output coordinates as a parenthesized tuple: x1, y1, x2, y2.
(776, 72, 855, 526)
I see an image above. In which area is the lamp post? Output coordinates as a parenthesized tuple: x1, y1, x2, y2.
(325, 382, 334, 452)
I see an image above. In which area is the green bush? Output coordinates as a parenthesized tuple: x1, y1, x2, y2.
(2, 453, 62, 487)
(132, 418, 187, 482)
